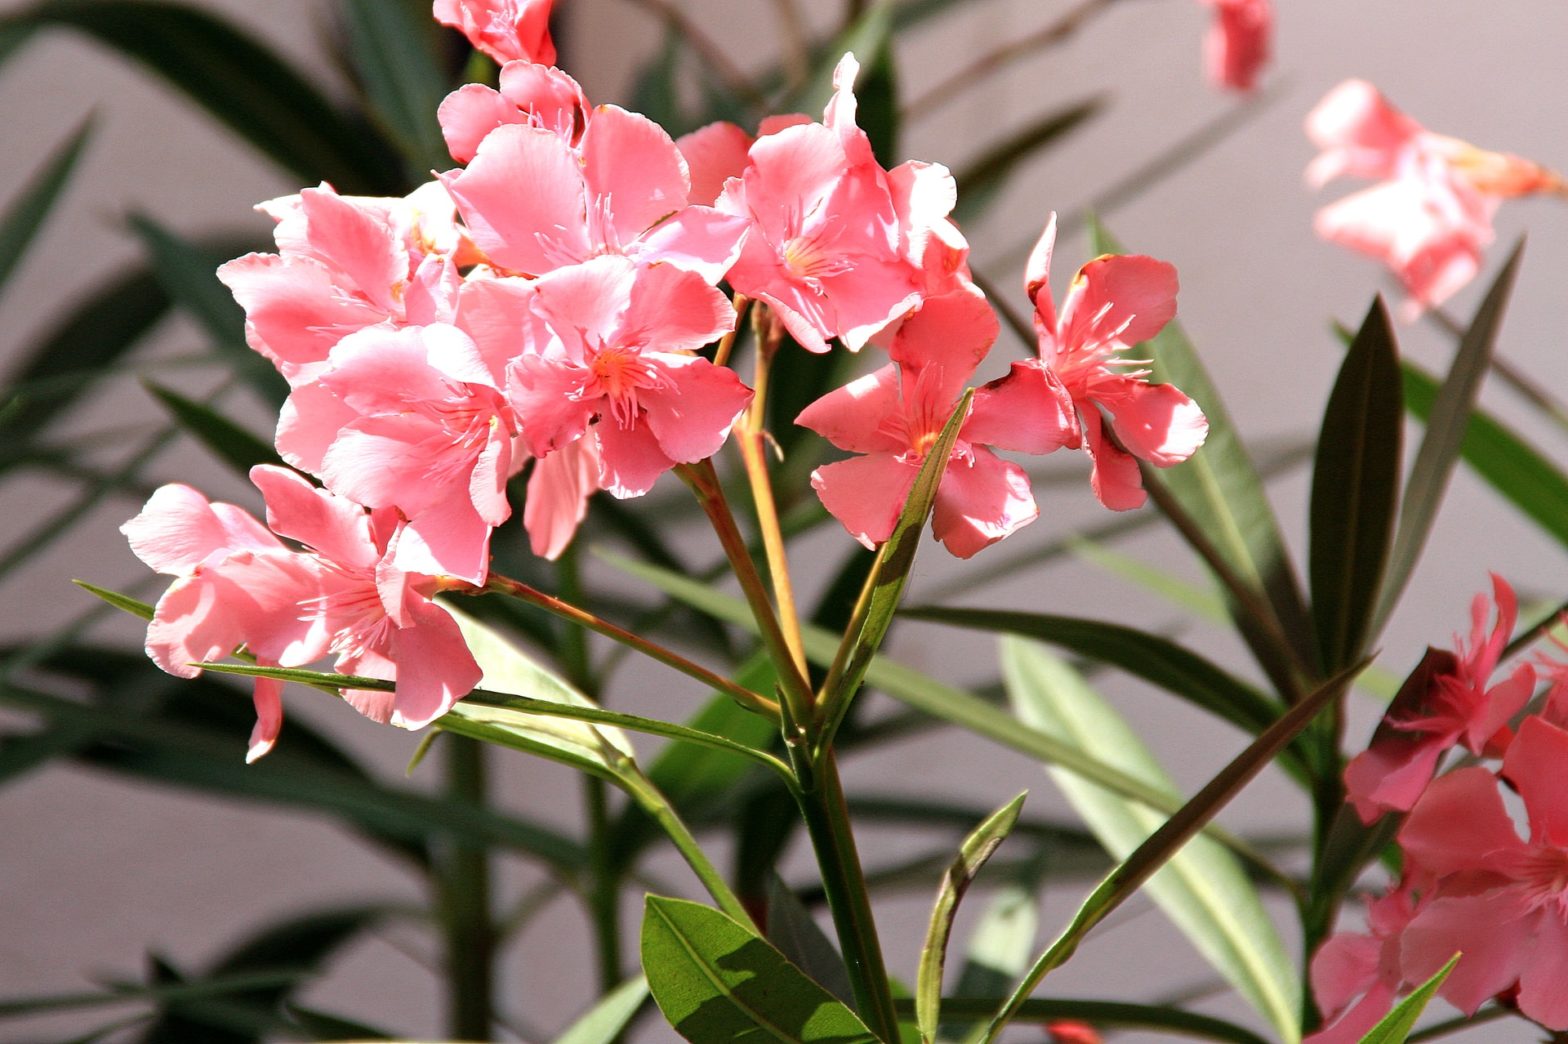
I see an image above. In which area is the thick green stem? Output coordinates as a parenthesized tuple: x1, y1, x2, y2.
(794, 750, 900, 1042)
(439, 735, 494, 1040)
(586, 776, 623, 996)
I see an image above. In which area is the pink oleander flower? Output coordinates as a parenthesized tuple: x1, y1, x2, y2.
(1307, 80, 1565, 315)
(797, 330, 1074, 558)
(1306, 887, 1422, 1044)
(1012, 214, 1207, 510)
(275, 323, 520, 586)
(715, 55, 922, 353)
(440, 105, 747, 284)
(674, 115, 812, 207)
(218, 182, 465, 384)
(123, 467, 482, 761)
(438, 62, 590, 163)
(433, 0, 555, 66)
(1344, 574, 1535, 823)
(509, 255, 752, 498)
(1395, 716, 1568, 1028)
(1200, 0, 1271, 91)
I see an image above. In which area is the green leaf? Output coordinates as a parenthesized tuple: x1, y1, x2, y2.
(1311, 297, 1402, 672)
(1001, 638, 1300, 1042)
(596, 551, 1284, 876)
(0, 971, 300, 1019)
(915, 793, 1025, 1044)
(952, 98, 1103, 222)
(766, 876, 855, 1007)
(910, 997, 1269, 1044)
(789, 2, 897, 165)
(818, 391, 972, 744)
(1, 0, 398, 192)
(0, 115, 93, 297)
(72, 579, 154, 620)
(1402, 362, 1568, 550)
(343, 0, 451, 172)
(948, 884, 1038, 1010)
(1375, 245, 1522, 631)
(283, 1004, 394, 1040)
(143, 380, 283, 476)
(901, 606, 1284, 744)
(553, 975, 651, 1044)
(640, 896, 879, 1044)
(1357, 954, 1460, 1044)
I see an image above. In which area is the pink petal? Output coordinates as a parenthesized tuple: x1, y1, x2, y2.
(811, 454, 920, 550)
(510, 354, 597, 457)
(677, 121, 754, 206)
(1060, 253, 1178, 351)
(632, 205, 749, 285)
(722, 123, 849, 251)
(1080, 408, 1147, 510)
(1398, 766, 1526, 878)
(638, 354, 753, 464)
(294, 186, 405, 312)
(795, 366, 908, 455)
(1305, 80, 1422, 186)
(593, 419, 675, 498)
(931, 446, 1037, 558)
(454, 274, 546, 377)
(967, 360, 1078, 455)
(1100, 379, 1208, 466)
(1309, 933, 1383, 1021)
(217, 253, 387, 375)
(525, 440, 597, 560)
(579, 105, 691, 246)
(1517, 912, 1568, 1029)
(884, 283, 998, 375)
(1344, 731, 1446, 823)
(617, 259, 736, 353)
(1402, 892, 1531, 1015)
(388, 599, 483, 728)
(122, 484, 278, 575)
(1025, 213, 1059, 328)
(442, 124, 589, 274)
(392, 494, 495, 585)
(1203, 0, 1271, 92)
(496, 62, 590, 140)
(245, 674, 285, 763)
(439, 83, 527, 164)
(1302, 982, 1397, 1044)
(251, 464, 378, 571)
(1503, 716, 1568, 850)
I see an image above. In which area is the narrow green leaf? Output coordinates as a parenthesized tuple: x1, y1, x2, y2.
(1000, 639, 1300, 1042)
(343, 0, 450, 172)
(72, 579, 154, 620)
(641, 896, 878, 1044)
(143, 380, 283, 476)
(0, 972, 299, 1019)
(1376, 244, 1522, 631)
(902, 606, 1283, 741)
(596, 551, 1285, 875)
(1357, 954, 1460, 1044)
(0, 115, 93, 296)
(1311, 297, 1402, 672)
(948, 884, 1038, 1013)
(1, 0, 398, 191)
(952, 98, 1103, 222)
(911, 997, 1269, 1044)
(553, 975, 651, 1044)
(915, 793, 1026, 1044)
(1403, 362, 1568, 550)
(819, 391, 973, 744)
(766, 876, 855, 1007)
(284, 1004, 394, 1040)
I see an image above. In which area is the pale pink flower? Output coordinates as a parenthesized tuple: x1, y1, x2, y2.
(123, 468, 482, 760)
(523, 438, 600, 560)
(438, 62, 590, 163)
(218, 182, 463, 383)
(1306, 887, 1422, 1043)
(276, 323, 520, 586)
(1013, 214, 1207, 510)
(674, 115, 812, 207)
(441, 106, 748, 284)
(1199, 0, 1271, 91)
(1307, 80, 1565, 315)
(1396, 716, 1568, 1028)
(1344, 575, 1534, 823)
(797, 334, 1074, 558)
(715, 55, 921, 352)
(433, 0, 556, 66)
(510, 256, 751, 497)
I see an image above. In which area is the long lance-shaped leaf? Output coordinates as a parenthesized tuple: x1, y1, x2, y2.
(1, 0, 399, 192)
(818, 390, 972, 748)
(905, 997, 1269, 1044)
(343, 0, 451, 173)
(952, 97, 1104, 223)
(595, 550, 1290, 881)
(916, 793, 1026, 1044)
(978, 658, 1365, 1044)
(1402, 362, 1568, 551)
(553, 975, 651, 1044)
(901, 606, 1285, 743)
(1001, 639, 1300, 1041)
(1357, 954, 1460, 1044)
(1311, 297, 1402, 673)
(1091, 220, 1317, 689)
(1374, 244, 1522, 632)
(640, 896, 879, 1044)
(0, 115, 93, 297)
(143, 380, 284, 476)
(0, 972, 302, 1019)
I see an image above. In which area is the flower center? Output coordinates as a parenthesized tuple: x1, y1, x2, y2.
(589, 346, 666, 427)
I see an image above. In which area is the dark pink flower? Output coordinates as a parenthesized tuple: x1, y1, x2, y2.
(438, 61, 590, 163)
(1306, 887, 1422, 1043)
(1199, 0, 1271, 91)
(433, 0, 556, 66)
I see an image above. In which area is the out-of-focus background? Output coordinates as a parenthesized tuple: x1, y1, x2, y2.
(2, 0, 1565, 1039)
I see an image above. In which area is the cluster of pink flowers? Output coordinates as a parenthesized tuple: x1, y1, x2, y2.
(1310, 576, 1568, 1039)
(1307, 80, 1565, 316)
(120, 1, 1207, 757)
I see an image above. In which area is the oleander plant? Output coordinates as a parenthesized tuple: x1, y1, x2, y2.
(3, 1, 1567, 1042)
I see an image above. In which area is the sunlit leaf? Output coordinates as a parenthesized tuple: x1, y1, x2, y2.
(553, 975, 650, 1044)
(1356, 954, 1460, 1044)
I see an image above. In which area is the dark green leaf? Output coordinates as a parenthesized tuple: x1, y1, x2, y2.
(1311, 297, 1402, 672)
(1403, 362, 1568, 550)
(641, 896, 878, 1043)
(906, 996, 1269, 1044)
(343, 0, 450, 172)
(1357, 954, 1460, 1044)
(952, 97, 1103, 222)
(283, 1004, 394, 1041)
(0, 115, 94, 296)
(765, 876, 854, 1007)
(915, 793, 1025, 1043)
(1376, 245, 1522, 630)
(788, 2, 897, 165)
(628, 27, 687, 134)
(143, 381, 282, 477)
(0, 0, 399, 191)
(0, 971, 298, 1019)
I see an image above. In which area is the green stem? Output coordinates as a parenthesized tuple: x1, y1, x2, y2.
(794, 750, 900, 1042)
(586, 776, 623, 996)
(439, 735, 495, 1041)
